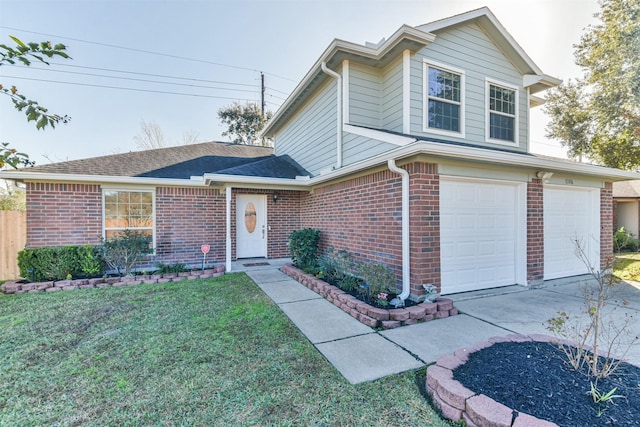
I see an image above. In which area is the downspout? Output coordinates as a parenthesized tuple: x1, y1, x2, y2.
(225, 185, 232, 272)
(321, 61, 343, 169)
(388, 159, 410, 301)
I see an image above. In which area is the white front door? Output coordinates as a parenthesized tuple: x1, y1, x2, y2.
(236, 194, 267, 258)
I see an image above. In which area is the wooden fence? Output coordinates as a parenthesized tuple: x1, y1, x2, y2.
(0, 211, 26, 280)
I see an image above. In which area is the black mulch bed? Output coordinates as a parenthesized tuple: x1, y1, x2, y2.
(453, 341, 640, 426)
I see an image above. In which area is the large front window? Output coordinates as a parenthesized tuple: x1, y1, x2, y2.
(103, 189, 154, 243)
(424, 62, 464, 135)
(487, 82, 517, 143)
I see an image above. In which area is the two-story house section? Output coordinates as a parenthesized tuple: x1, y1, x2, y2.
(261, 7, 630, 297)
(3, 7, 638, 302)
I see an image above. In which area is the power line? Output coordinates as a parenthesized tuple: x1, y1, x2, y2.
(48, 62, 262, 88)
(4, 64, 261, 94)
(0, 25, 297, 83)
(0, 75, 265, 102)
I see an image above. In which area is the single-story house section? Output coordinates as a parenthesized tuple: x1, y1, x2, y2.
(2, 7, 639, 301)
(613, 181, 640, 238)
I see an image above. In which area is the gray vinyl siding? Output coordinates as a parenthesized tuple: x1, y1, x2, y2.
(381, 57, 403, 132)
(341, 131, 396, 167)
(349, 63, 381, 128)
(409, 22, 529, 152)
(275, 79, 337, 176)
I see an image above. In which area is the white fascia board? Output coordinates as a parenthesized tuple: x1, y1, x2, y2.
(261, 26, 435, 137)
(0, 171, 208, 187)
(203, 174, 310, 189)
(523, 74, 563, 94)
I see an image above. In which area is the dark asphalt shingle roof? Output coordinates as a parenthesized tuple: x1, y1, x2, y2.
(216, 155, 309, 178)
(15, 141, 276, 178)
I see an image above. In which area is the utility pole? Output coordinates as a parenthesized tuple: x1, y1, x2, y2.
(261, 72, 265, 118)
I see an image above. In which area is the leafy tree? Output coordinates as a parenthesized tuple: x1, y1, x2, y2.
(0, 179, 25, 210)
(543, 0, 640, 169)
(217, 101, 273, 146)
(0, 36, 71, 168)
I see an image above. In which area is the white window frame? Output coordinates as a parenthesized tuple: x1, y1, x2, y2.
(423, 59, 465, 137)
(485, 79, 519, 146)
(102, 186, 156, 250)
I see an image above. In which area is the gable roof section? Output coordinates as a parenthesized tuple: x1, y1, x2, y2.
(417, 7, 561, 94)
(8, 141, 273, 179)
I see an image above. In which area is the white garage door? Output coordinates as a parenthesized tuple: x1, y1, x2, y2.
(544, 187, 600, 280)
(440, 179, 524, 294)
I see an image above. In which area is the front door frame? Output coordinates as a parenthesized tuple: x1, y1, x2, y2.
(236, 194, 268, 259)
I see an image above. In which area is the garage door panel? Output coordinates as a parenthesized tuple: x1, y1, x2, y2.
(544, 187, 599, 280)
(441, 179, 522, 294)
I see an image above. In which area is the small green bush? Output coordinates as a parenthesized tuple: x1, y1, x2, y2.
(17, 245, 105, 281)
(359, 261, 396, 296)
(614, 227, 632, 252)
(101, 230, 153, 276)
(155, 262, 188, 274)
(289, 228, 321, 271)
(317, 248, 359, 291)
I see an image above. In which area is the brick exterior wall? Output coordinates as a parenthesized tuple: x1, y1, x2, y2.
(26, 182, 102, 247)
(155, 187, 225, 267)
(231, 189, 301, 259)
(300, 162, 440, 297)
(406, 162, 441, 296)
(600, 182, 614, 268)
(301, 168, 403, 289)
(526, 178, 544, 286)
(25, 183, 300, 268)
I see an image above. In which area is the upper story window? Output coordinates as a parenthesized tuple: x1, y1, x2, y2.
(423, 60, 465, 136)
(486, 80, 518, 144)
(103, 188, 155, 246)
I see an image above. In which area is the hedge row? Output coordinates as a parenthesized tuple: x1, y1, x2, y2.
(17, 245, 105, 282)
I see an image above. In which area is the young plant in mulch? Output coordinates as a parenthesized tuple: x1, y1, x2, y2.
(317, 248, 359, 292)
(359, 261, 398, 307)
(546, 238, 638, 380)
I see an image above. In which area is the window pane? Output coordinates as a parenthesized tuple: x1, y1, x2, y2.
(490, 113, 515, 141)
(489, 85, 515, 115)
(429, 100, 460, 132)
(104, 190, 154, 239)
(428, 67, 460, 102)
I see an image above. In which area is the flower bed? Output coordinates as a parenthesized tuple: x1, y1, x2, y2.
(0, 266, 225, 294)
(281, 263, 458, 329)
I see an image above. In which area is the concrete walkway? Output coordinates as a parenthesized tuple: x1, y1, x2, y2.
(237, 259, 640, 384)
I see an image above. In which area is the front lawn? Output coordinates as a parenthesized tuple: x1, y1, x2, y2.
(0, 274, 447, 426)
(615, 252, 640, 281)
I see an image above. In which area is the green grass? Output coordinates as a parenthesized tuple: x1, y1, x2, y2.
(0, 274, 449, 426)
(614, 252, 640, 281)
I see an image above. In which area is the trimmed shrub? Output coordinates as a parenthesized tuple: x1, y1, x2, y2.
(17, 245, 105, 281)
(289, 228, 321, 272)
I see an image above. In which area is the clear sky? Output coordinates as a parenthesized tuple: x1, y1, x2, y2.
(0, 0, 600, 166)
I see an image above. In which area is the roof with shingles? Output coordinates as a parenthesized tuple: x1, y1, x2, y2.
(613, 181, 640, 198)
(15, 141, 275, 178)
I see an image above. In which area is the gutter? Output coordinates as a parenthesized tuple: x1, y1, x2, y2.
(387, 158, 411, 301)
(321, 61, 343, 169)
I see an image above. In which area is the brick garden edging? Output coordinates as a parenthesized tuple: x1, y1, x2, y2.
(426, 334, 561, 427)
(0, 266, 226, 294)
(281, 263, 458, 329)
